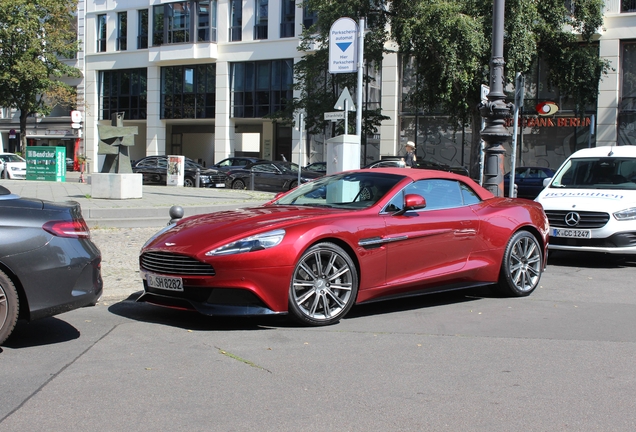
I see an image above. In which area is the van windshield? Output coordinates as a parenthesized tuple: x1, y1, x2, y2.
(550, 157, 636, 190)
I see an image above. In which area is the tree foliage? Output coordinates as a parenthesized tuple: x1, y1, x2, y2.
(0, 0, 81, 151)
(292, 0, 609, 171)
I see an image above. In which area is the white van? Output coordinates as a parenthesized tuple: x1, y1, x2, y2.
(535, 145, 636, 254)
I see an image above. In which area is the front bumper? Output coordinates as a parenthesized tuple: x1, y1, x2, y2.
(549, 231, 636, 254)
(137, 283, 282, 316)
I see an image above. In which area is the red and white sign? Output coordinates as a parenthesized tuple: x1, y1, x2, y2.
(70, 110, 83, 123)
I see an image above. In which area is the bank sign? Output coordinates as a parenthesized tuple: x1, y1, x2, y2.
(329, 17, 358, 74)
(26, 146, 66, 182)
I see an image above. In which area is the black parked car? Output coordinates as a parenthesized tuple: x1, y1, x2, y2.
(213, 157, 266, 171)
(0, 185, 103, 345)
(303, 161, 327, 174)
(504, 166, 556, 199)
(226, 161, 323, 191)
(132, 155, 228, 187)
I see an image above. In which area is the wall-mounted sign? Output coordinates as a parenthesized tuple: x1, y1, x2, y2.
(505, 117, 592, 128)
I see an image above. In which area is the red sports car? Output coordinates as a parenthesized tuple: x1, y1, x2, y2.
(138, 168, 549, 326)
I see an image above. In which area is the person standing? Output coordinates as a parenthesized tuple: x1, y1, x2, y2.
(404, 141, 417, 168)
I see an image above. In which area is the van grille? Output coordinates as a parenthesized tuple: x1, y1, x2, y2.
(545, 210, 610, 229)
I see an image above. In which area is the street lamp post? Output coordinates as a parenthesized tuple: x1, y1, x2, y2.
(479, 0, 512, 196)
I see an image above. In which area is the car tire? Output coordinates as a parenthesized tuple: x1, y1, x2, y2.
(497, 230, 542, 297)
(0, 269, 19, 345)
(289, 180, 298, 190)
(232, 179, 246, 190)
(288, 242, 358, 326)
(184, 177, 195, 187)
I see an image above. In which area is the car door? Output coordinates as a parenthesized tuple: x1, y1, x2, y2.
(382, 179, 481, 292)
(251, 163, 282, 191)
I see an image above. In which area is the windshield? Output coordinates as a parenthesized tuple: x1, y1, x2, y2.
(273, 172, 405, 209)
(1, 154, 25, 163)
(550, 157, 636, 190)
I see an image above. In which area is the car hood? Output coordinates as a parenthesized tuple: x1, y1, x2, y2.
(144, 205, 346, 255)
(536, 187, 636, 212)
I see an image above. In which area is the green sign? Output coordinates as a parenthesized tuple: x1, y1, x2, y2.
(26, 146, 66, 182)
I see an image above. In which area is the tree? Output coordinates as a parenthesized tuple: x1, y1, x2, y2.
(294, 0, 609, 175)
(271, 1, 391, 146)
(0, 0, 81, 152)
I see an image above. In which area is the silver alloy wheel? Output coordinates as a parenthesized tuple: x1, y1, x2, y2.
(290, 243, 357, 324)
(507, 233, 542, 293)
(184, 177, 195, 187)
(232, 179, 246, 189)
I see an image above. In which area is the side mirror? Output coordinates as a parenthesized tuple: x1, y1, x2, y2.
(543, 177, 552, 187)
(394, 193, 426, 215)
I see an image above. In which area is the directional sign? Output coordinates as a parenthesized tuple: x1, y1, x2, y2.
(324, 111, 345, 121)
(334, 87, 356, 111)
(329, 17, 358, 74)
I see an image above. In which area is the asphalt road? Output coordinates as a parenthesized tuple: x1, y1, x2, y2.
(1, 251, 635, 431)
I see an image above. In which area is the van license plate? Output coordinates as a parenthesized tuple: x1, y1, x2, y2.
(551, 228, 591, 238)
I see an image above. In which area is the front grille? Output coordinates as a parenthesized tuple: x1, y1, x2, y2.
(140, 251, 215, 276)
(210, 173, 228, 183)
(545, 210, 610, 229)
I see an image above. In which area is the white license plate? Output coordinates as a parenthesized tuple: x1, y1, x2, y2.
(551, 228, 591, 238)
(146, 273, 183, 291)
(216, 183, 226, 187)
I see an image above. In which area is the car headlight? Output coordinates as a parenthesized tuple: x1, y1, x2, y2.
(614, 207, 636, 221)
(206, 229, 285, 256)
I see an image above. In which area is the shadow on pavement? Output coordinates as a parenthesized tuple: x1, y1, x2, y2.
(548, 251, 636, 269)
(2, 317, 80, 349)
(345, 286, 493, 321)
(106, 286, 494, 330)
(107, 292, 287, 331)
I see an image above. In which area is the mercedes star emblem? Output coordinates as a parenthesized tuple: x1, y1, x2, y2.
(564, 212, 580, 227)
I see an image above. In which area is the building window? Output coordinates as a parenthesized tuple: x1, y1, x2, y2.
(254, 0, 268, 40)
(230, 0, 242, 41)
(161, 64, 216, 119)
(303, 5, 317, 29)
(97, 14, 107, 52)
(622, 0, 636, 13)
(619, 41, 636, 145)
(167, 2, 191, 43)
(197, 0, 217, 42)
(138, 9, 149, 49)
(153, 1, 216, 46)
(230, 60, 293, 118)
(99, 69, 148, 121)
(117, 12, 127, 51)
(280, 0, 295, 38)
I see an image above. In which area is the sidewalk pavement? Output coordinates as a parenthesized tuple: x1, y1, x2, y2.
(1, 172, 276, 228)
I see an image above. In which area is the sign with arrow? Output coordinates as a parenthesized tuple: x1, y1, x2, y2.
(329, 17, 358, 74)
(334, 87, 356, 111)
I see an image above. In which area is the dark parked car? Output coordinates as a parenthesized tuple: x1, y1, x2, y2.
(138, 168, 548, 326)
(226, 161, 323, 191)
(504, 166, 556, 199)
(213, 157, 266, 171)
(0, 185, 103, 345)
(132, 155, 228, 188)
(303, 161, 327, 174)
